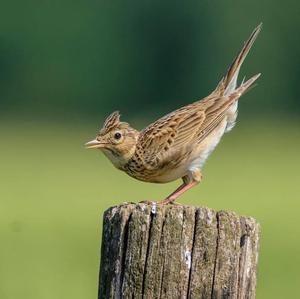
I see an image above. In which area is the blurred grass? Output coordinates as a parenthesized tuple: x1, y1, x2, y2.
(1, 118, 300, 298)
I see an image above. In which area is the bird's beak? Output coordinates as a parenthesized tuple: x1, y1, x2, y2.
(85, 139, 107, 149)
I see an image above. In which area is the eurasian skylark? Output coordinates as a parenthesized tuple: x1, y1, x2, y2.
(86, 24, 261, 204)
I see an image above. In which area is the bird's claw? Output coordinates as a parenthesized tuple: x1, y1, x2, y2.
(139, 199, 180, 206)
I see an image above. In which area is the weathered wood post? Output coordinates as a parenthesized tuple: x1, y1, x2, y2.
(98, 203, 260, 299)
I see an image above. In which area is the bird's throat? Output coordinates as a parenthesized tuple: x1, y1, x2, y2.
(102, 146, 135, 170)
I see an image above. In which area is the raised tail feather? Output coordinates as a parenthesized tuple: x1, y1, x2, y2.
(215, 23, 262, 96)
(231, 73, 261, 99)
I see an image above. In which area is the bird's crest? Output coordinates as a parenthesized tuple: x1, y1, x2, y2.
(100, 111, 130, 135)
(103, 111, 121, 130)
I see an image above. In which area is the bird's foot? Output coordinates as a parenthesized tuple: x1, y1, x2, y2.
(139, 199, 180, 206)
(158, 197, 176, 205)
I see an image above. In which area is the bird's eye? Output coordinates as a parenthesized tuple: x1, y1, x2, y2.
(114, 132, 122, 140)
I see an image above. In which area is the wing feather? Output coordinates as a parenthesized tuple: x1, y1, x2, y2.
(137, 108, 205, 169)
(136, 74, 259, 170)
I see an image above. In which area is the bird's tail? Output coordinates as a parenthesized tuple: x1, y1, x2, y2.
(230, 73, 261, 99)
(214, 23, 262, 96)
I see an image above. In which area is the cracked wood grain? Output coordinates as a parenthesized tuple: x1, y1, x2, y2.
(98, 203, 260, 299)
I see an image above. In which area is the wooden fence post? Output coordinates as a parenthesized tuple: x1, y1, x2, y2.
(98, 203, 260, 299)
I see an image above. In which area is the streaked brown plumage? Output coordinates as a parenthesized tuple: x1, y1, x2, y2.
(86, 24, 262, 204)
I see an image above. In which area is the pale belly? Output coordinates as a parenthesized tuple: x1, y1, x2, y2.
(188, 118, 227, 172)
(150, 163, 189, 183)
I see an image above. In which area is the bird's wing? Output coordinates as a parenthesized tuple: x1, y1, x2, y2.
(136, 106, 205, 169)
(136, 74, 259, 170)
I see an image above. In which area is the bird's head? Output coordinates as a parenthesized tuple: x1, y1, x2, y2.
(85, 111, 139, 169)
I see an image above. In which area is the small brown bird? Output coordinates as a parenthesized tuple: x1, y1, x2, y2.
(86, 24, 261, 204)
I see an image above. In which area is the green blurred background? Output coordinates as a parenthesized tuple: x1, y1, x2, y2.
(1, 1, 299, 298)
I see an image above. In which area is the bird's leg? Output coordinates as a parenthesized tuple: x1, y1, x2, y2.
(160, 181, 197, 205)
(160, 169, 202, 205)
(139, 182, 192, 205)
